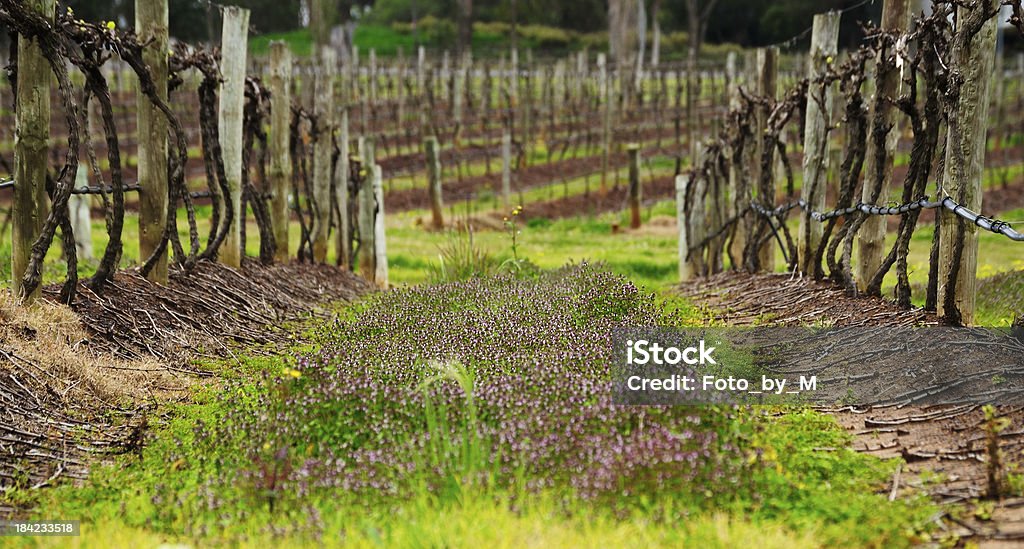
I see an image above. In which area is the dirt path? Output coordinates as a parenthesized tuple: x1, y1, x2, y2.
(678, 272, 1024, 546)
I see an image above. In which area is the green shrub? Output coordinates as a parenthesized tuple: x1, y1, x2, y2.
(578, 31, 608, 51)
(519, 24, 576, 50)
(473, 20, 511, 38)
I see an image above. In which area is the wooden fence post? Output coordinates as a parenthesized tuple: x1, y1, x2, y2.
(628, 143, 642, 229)
(137, 0, 169, 281)
(598, 52, 611, 194)
(69, 158, 93, 261)
(358, 138, 377, 280)
(797, 11, 840, 275)
(372, 163, 388, 289)
(369, 48, 377, 104)
(856, 0, 912, 288)
(219, 6, 250, 268)
(312, 47, 336, 263)
(677, 174, 693, 281)
(11, 0, 53, 301)
(453, 53, 465, 137)
(335, 107, 351, 269)
(502, 130, 512, 209)
(510, 48, 519, 107)
(417, 46, 426, 93)
(753, 47, 778, 272)
(425, 136, 444, 229)
(937, 6, 999, 325)
(269, 41, 292, 263)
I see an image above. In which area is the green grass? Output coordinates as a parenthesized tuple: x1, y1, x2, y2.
(250, 29, 314, 57)
(249, 25, 427, 58)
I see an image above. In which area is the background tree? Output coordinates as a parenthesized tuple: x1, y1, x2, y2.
(683, 0, 718, 160)
(608, 0, 639, 69)
(457, 0, 472, 55)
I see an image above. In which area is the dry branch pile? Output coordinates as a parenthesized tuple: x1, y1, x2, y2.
(1, 261, 371, 511)
(678, 271, 941, 327)
(42, 260, 373, 363)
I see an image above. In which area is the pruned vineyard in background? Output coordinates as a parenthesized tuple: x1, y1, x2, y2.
(0, 0, 1023, 326)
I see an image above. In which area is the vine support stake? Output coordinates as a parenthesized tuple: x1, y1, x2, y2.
(269, 41, 292, 263)
(855, 0, 912, 289)
(218, 6, 250, 269)
(357, 138, 377, 281)
(938, 2, 999, 326)
(598, 52, 611, 195)
(501, 130, 512, 209)
(676, 174, 696, 281)
(335, 107, 351, 269)
(628, 143, 642, 229)
(312, 47, 336, 263)
(752, 46, 779, 272)
(12, 0, 54, 302)
(798, 11, 840, 275)
(372, 163, 388, 289)
(425, 136, 444, 229)
(136, 0, 169, 282)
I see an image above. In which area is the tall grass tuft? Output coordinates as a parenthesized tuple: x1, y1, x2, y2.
(416, 360, 493, 501)
(428, 229, 498, 283)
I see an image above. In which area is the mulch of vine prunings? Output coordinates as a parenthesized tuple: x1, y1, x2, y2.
(677, 270, 941, 327)
(680, 272, 1024, 544)
(830, 404, 1024, 545)
(42, 259, 374, 365)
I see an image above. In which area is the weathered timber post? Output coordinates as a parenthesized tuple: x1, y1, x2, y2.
(937, 5, 998, 326)
(522, 49, 533, 165)
(312, 47, 336, 263)
(510, 48, 519, 107)
(372, 163, 388, 289)
(417, 46, 426, 93)
(369, 48, 377, 104)
(425, 136, 444, 229)
(269, 41, 292, 263)
(501, 130, 512, 209)
(453, 53, 465, 139)
(690, 167, 707, 277)
(219, 6, 250, 268)
(628, 143, 642, 229)
(677, 174, 694, 281)
(797, 12, 840, 275)
(358, 139, 377, 280)
(723, 51, 739, 237)
(598, 53, 612, 194)
(137, 0, 169, 281)
(335, 108, 351, 269)
(856, 0, 912, 288)
(752, 47, 778, 272)
(11, 0, 53, 301)
(69, 157, 93, 261)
